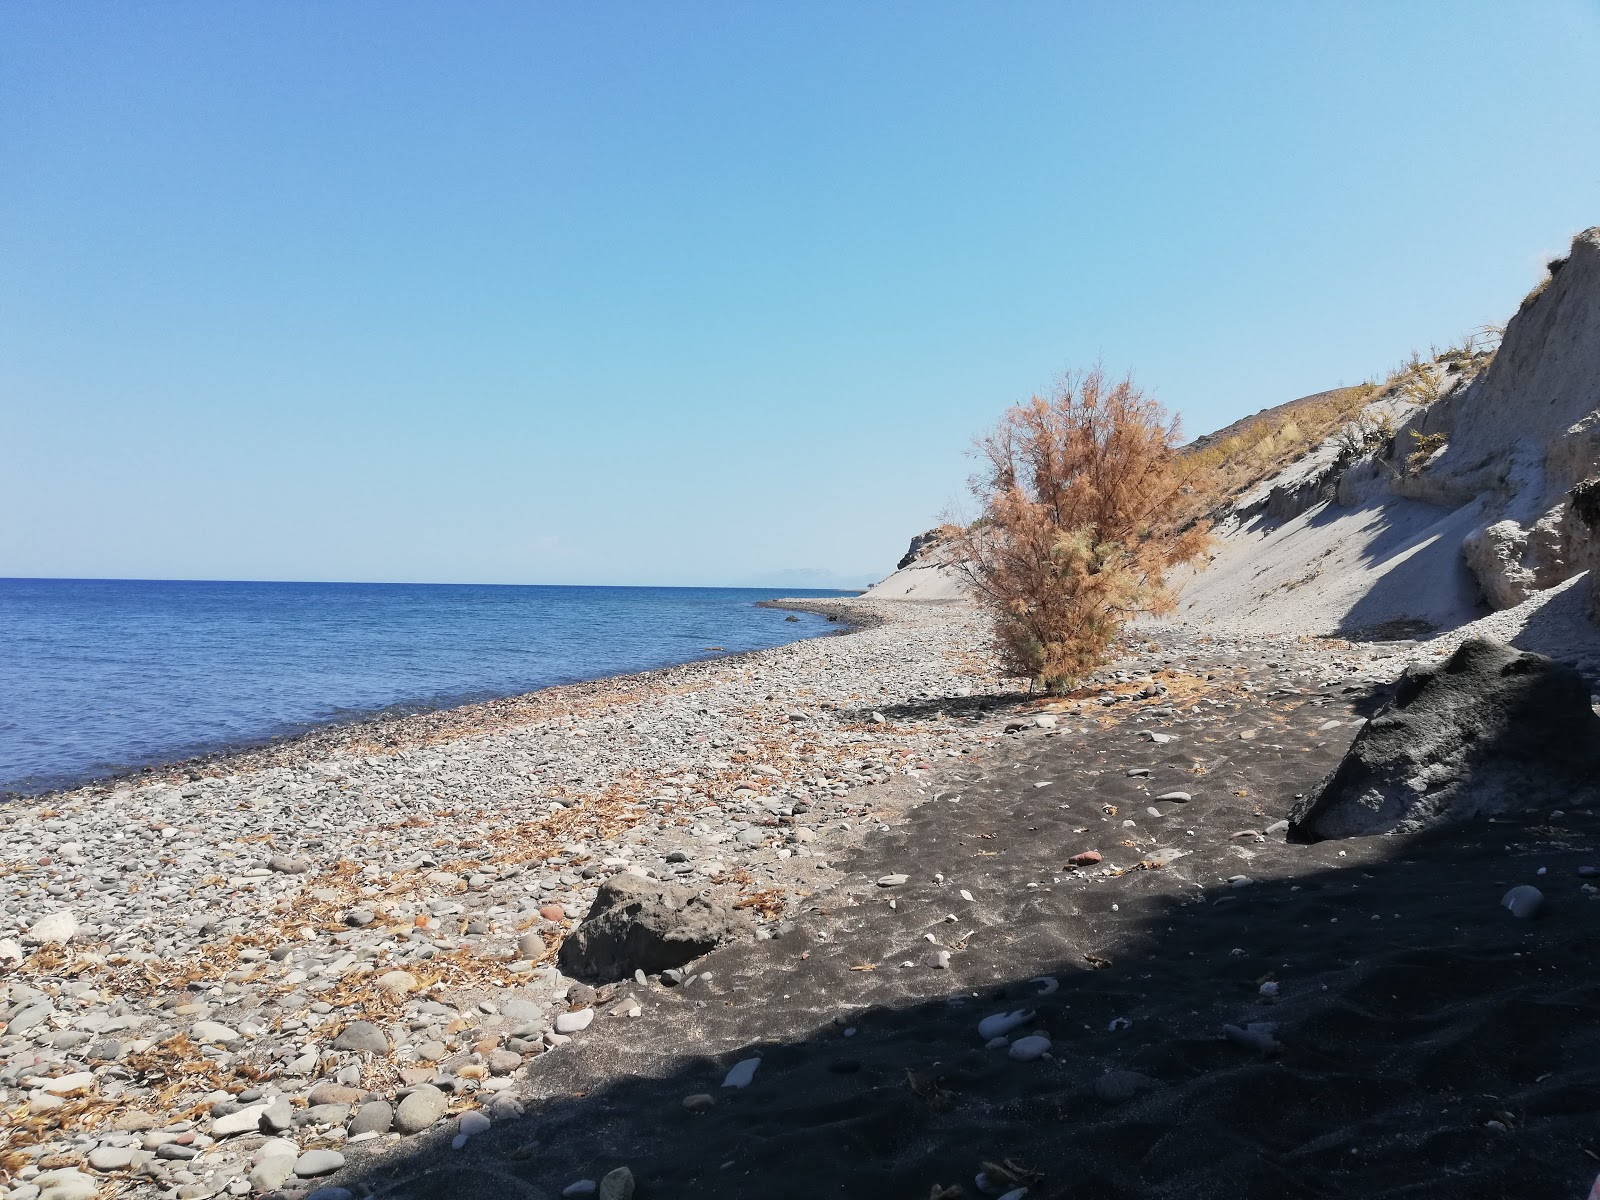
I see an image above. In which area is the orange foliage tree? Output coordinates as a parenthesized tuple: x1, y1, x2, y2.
(958, 368, 1211, 693)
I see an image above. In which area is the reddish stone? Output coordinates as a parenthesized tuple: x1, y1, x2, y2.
(1069, 851, 1102, 867)
(539, 905, 566, 921)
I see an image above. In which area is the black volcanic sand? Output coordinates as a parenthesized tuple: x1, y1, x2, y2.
(335, 640, 1600, 1200)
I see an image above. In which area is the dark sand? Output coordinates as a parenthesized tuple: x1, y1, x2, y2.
(331, 639, 1600, 1200)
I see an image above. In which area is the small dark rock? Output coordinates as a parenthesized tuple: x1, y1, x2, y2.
(557, 873, 754, 983)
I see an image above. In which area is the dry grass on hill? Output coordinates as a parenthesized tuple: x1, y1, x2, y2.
(1175, 384, 1377, 521)
(1176, 332, 1499, 522)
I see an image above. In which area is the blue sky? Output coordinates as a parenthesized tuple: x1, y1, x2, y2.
(3, 3, 1597, 587)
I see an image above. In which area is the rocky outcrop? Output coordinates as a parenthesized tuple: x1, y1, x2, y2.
(864, 526, 969, 600)
(1460, 509, 1571, 610)
(557, 873, 753, 982)
(1399, 228, 1600, 609)
(1288, 638, 1600, 840)
(896, 525, 960, 570)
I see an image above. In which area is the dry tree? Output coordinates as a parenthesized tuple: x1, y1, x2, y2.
(958, 367, 1211, 694)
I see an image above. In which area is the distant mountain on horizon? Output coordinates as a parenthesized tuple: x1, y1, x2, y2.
(742, 567, 878, 592)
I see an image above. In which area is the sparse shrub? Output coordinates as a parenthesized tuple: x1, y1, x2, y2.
(1405, 430, 1448, 475)
(1334, 410, 1395, 461)
(1390, 351, 1444, 405)
(958, 368, 1211, 693)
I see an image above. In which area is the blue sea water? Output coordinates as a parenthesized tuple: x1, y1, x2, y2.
(0, 579, 851, 796)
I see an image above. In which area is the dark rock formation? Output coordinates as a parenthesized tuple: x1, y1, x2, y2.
(1570, 476, 1600, 623)
(1288, 638, 1600, 840)
(557, 873, 752, 982)
(897, 526, 957, 570)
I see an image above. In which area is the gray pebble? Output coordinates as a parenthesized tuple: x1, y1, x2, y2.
(1502, 885, 1544, 919)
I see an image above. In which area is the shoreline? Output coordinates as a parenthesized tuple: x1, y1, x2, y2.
(1, 598, 870, 804)
(0, 597, 1006, 1198)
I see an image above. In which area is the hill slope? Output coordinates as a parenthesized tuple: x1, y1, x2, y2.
(868, 226, 1600, 666)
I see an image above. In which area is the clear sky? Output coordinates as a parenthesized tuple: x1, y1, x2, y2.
(3, 3, 1597, 587)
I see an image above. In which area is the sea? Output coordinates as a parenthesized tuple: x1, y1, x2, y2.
(0, 579, 852, 797)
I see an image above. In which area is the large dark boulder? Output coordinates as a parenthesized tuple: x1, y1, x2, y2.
(556, 873, 752, 982)
(1289, 638, 1600, 840)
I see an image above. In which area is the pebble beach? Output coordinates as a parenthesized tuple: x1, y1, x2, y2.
(1, 600, 1004, 1198)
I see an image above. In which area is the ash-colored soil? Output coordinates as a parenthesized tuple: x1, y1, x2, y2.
(322, 627, 1600, 1200)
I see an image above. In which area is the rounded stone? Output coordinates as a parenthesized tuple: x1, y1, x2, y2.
(554, 1008, 593, 1034)
(332, 1020, 389, 1054)
(87, 1146, 135, 1171)
(1502, 885, 1545, 919)
(249, 1155, 296, 1193)
(190, 1020, 240, 1045)
(348, 1101, 393, 1136)
(1008, 1034, 1051, 1061)
(33, 1169, 97, 1200)
(394, 1084, 448, 1134)
(375, 970, 419, 998)
(516, 931, 546, 958)
(307, 1082, 363, 1106)
(295, 1149, 345, 1177)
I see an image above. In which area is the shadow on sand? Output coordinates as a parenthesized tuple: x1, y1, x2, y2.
(319, 669, 1600, 1200)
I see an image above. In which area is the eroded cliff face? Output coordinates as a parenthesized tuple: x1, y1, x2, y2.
(1389, 227, 1600, 611)
(1177, 225, 1600, 636)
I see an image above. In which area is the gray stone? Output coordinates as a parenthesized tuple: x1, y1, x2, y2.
(249, 1156, 296, 1192)
(307, 1103, 351, 1125)
(501, 998, 543, 1022)
(554, 1008, 593, 1034)
(332, 1020, 388, 1053)
(33, 1170, 98, 1200)
(556, 873, 752, 983)
(1289, 640, 1600, 839)
(295, 1149, 345, 1177)
(348, 1100, 393, 1136)
(210, 1101, 269, 1135)
(190, 1019, 240, 1044)
(8, 1001, 53, 1034)
(486, 1049, 522, 1074)
(394, 1084, 447, 1133)
(307, 1082, 363, 1106)
(262, 1095, 294, 1132)
(598, 1167, 635, 1200)
(1007, 1034, 1051, 1061)
(516, 931, 545, 959)
(87, 1146, 136, 1170)
(1502, 885, 1545, 919)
